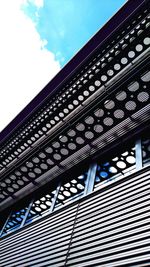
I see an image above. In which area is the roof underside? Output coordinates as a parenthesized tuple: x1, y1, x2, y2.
(0, 0, 150, 211)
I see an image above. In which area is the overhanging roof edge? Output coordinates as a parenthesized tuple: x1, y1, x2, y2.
(0, 0, 146, 145)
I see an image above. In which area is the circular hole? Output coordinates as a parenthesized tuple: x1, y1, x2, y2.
(95, 80, 101, 86)
(7, 187, 14, 193)
(17, 180, 24, 185)
(60, 136, 68, 143)
(141, 71, 150, 82)
(94, 125, 103, 133)
(122, 151, 128, 156)
(70, 187, 78, 193)
(40, 204, 47, 210)
(143, 37, 150, 45)
(101, 75, 107, 82)
(128, 81, 139, 92)
(77, 183, 84, 190)
(39, 152, 46, 159)
(63, 191, 71, 197)
(116, 161, 126, 169)
(76, 137, 85, 145)
(136, 44, 143, 52)
(60, 148, 69, 156)
(73, 100, 79, 106)
(83, 90, 89, 97)
(103, 117, 114, 126)
(46, 201, 51, 206)
(68, 143, 76, 150)
(126, 156, 135, 164)
(68, 104, 74, 110)
(85, 131, 94, 139)
(104, 100, 115, 110)
(100, 171, 108, 178)
(21, 166, 28, 172)
(94, 108, 104, 118)
(78, 95, 84, 101)
(107, 69, 114, 76)
(128, 51, 135, 58)
(40, 163, 48, 170)
(15, 171, 21, 176)
(137, 92, 149, 102)
(34, 168, 42, 174)
(46, 159, 54, 165)
(95, 176, 101, 182)
(78, 175, 85, 180)
(114, 109, 125, 119)
(125, 101, 136, 111)
(85, 116, 94, 125)
(12, 184, 19, 189)
(52, 142, 60, 148)
(65, 183, 71, 188)
(116, 91, 127, 101)
(28, 172, 36, 178)
(76, 123, 85, 131)
(1, 182, 7, 187)
(109, 166, 118, 174)
(35, 207, 42, 212)
(121, 57, 128, 65)
(53, 154, 61, 161)
(45, 147, 53, 154)
(114, 63, 121, 70)
(89, 85, 95, 92)
(67, 130, 76, 137)
(32, 157, 40, 164)
(58, 194, 65, 200)
(26, 162, 33, 168)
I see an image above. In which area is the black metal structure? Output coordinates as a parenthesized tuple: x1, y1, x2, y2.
(0, 0, 150, 266)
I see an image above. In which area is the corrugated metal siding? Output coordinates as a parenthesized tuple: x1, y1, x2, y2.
(0, 168, 150, 267)
(66, 169, 150, 267)
(0, 204, 78, 267)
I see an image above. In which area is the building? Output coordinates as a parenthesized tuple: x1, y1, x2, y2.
(0, 0, 150, 266)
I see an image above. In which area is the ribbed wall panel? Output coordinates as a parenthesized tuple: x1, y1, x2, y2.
(66, 169, 150, 267)
(0, 203, 78, 267)
(0, 169, 150, 267)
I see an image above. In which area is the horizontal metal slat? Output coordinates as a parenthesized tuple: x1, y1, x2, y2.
(74, 210, 149, 238)
(76, 195, 150, 226)
(0, 203, 77, 245)
(67, 239, 149, 262)
(80, 169, 150, 207)
(69, 231, 149, 254)
(0, 205, 77, 248)
(67, 246, 149, 266)
(0, 223, 73, 252)
(77, 184, 149, 223)
(78, 176, 149, 216)
(66, 254, 150, 267)
(72, 222, 149, 244)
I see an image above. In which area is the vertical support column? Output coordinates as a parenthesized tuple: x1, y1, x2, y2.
(84, 163, 97, 195)
(50, 182, 61, 212)
(0, 211, 12, 237)
(135, 139, 142, 170)
(20, 199, 34, 228)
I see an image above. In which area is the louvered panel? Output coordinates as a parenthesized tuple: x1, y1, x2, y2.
(66, 169, 150, 267)
(0, 203, 78, 267)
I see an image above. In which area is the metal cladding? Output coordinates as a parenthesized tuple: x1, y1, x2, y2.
(0, 0, 150, 266)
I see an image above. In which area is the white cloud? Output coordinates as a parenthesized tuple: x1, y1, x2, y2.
(0, 0, 61, 132)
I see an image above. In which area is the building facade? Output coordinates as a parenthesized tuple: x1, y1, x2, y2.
(0, 0, 150, 266)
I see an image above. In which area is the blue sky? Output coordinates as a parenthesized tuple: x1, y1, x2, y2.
(0, 0, 126, 132)
(24, 0, 126, 66)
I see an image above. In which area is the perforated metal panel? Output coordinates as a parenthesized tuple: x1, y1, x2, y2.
(0, 168, 149, 266)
